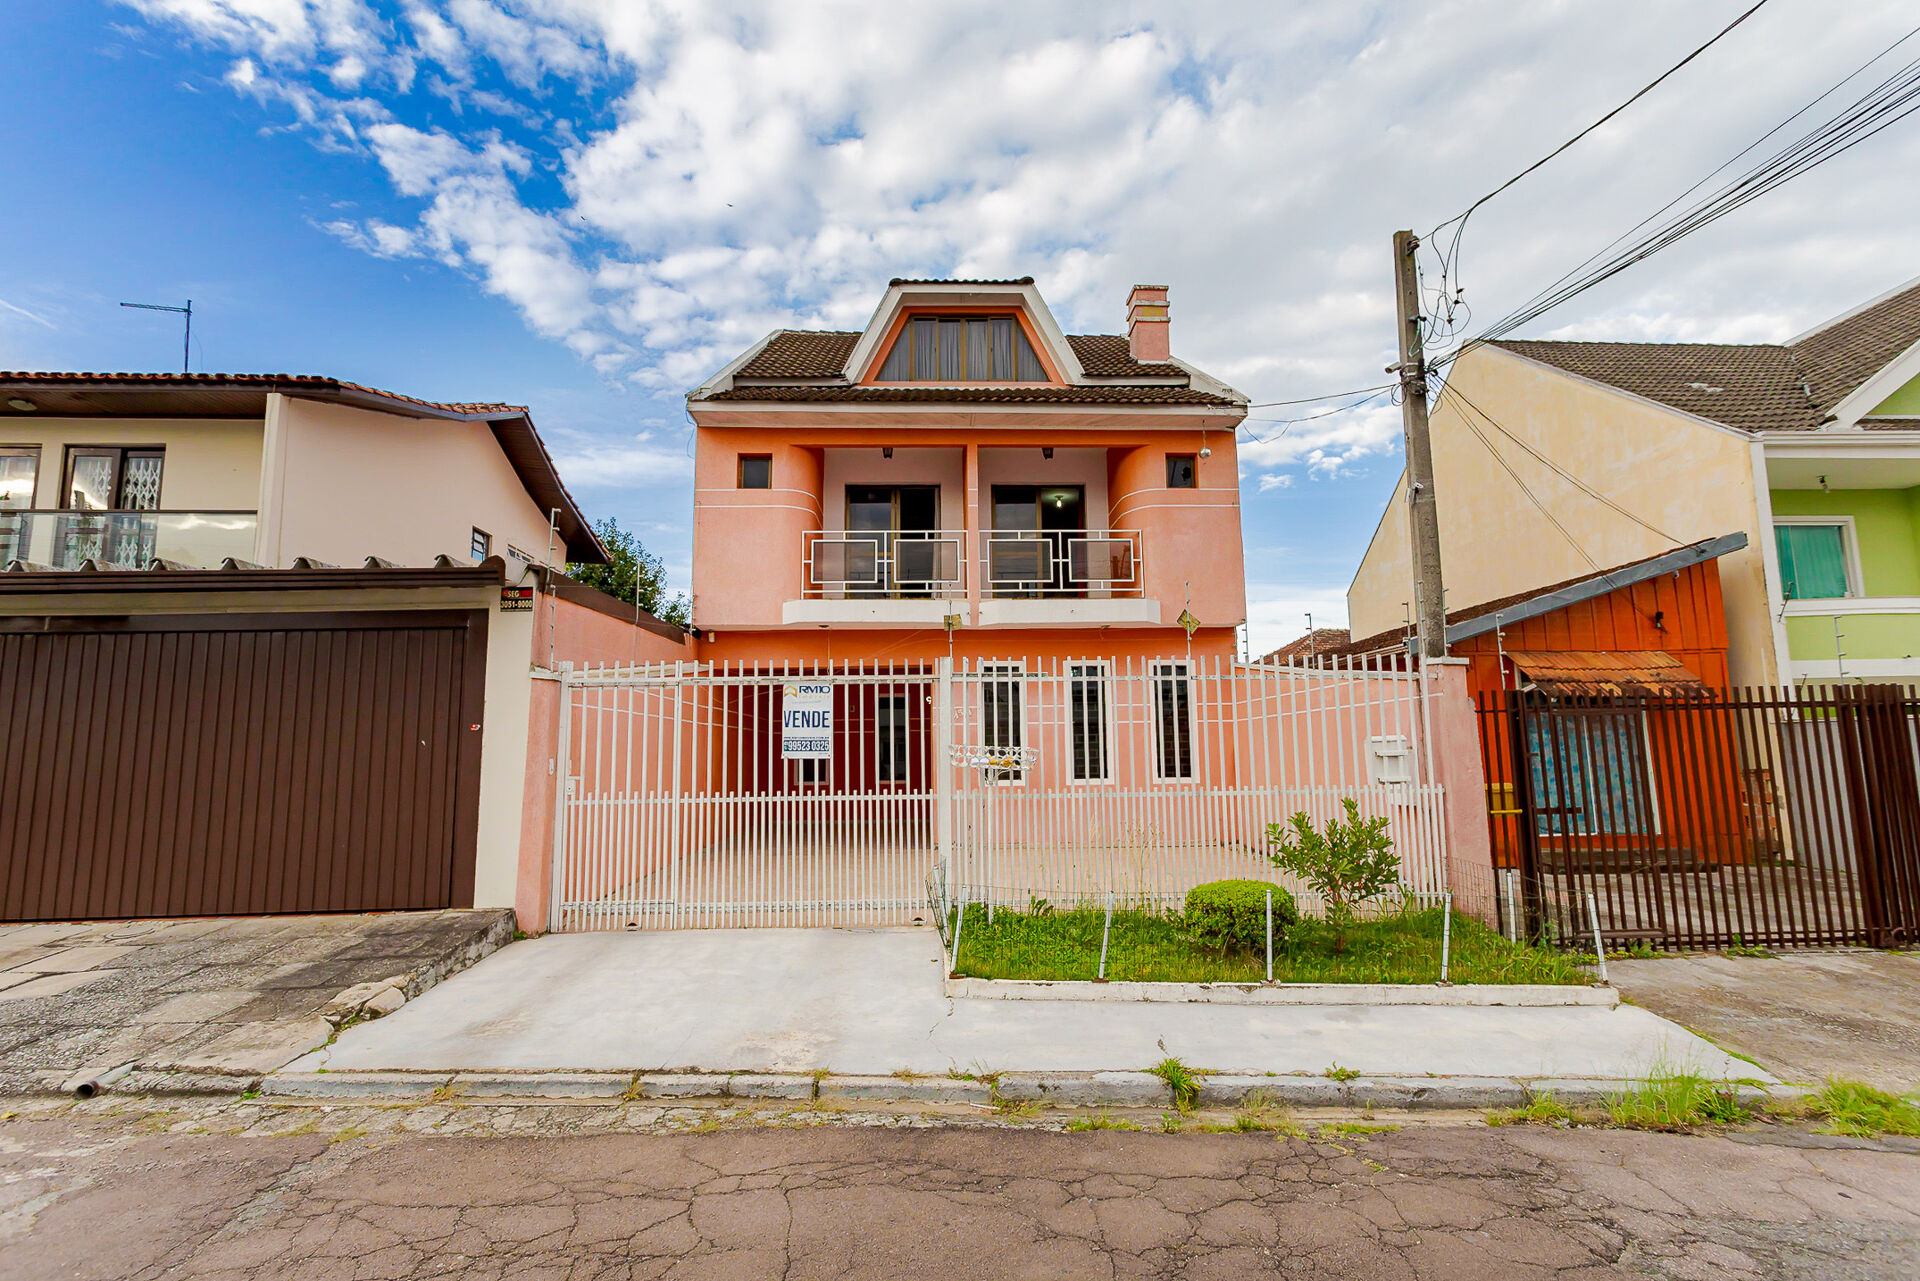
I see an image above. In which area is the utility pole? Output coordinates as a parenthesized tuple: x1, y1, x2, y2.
(1392, 231, 1447, 659)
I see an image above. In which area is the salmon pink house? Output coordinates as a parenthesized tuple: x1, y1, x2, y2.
(531, 279, 1494, 935)
(686, 278, 1250, 661)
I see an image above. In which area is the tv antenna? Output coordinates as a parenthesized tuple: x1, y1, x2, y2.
(120, 299, 192, 373)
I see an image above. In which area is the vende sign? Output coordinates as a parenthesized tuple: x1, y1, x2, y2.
(781, 682, 833, 760)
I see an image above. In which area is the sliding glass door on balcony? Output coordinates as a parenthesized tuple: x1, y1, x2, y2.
(989, 484, 1085, 597)
(844, 484, 948, 597)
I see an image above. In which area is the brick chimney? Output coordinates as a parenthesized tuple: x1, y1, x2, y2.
(1127, 285, 1170, 363)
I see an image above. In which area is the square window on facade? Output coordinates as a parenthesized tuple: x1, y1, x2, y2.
(471, 527, 491, 560)
(739, 455, 772, 489)
(1166, 453, 1197, 489)
(1774, 523, 1852, 600)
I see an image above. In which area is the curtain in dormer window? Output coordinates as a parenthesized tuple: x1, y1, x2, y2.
(877, 316, 1045, 380)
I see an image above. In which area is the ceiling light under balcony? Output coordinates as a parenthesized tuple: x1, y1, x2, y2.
(6, 398, 36, 412)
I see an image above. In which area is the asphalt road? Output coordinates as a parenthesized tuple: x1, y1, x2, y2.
(3, 1103, 1917, 1279)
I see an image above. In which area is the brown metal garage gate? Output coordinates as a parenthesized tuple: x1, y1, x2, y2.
(0, 610, 487, 921)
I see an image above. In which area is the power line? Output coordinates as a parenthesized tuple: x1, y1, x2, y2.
(1430, 20, 1920, 370)
(1245, 382, 1396, 409)
(1435, 25, 1920, 368)
(1450, 386, 1600, 573)
(1438, 379, 1687, 547)
(1429, 1, 1771, 303)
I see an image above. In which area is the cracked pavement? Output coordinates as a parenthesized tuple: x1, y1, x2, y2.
(1, 1101, 1916, 1278)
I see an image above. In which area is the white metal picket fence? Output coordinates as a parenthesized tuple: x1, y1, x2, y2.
(548, 653, 1451, 931)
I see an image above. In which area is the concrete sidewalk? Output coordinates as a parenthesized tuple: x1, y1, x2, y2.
(301, 928, 1762, 1084)
(0, 910, 513, 1094)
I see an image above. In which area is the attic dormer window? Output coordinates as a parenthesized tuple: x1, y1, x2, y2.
(876, 316, 1047, 381)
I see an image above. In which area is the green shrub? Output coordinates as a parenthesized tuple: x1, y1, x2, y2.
(1184, 880, 1297, 954)
(1267, 799, 1399, 951)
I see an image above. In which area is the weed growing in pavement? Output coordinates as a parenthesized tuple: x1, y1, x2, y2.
(990, 1092, 1040, 1119)
(1803, 1078, 1920, 1137)
(1722, 937, 1777, 959)
(1486, 1093, 1579, 1127)
(1231, 1091, 1305, 1136)
(1159, 1112, 1184, 1133)
(1606, 940, 1663, 960)
(1605, 1072, 1749, 1131)
(1321, 1121, 1400, 1135)
(1324, 1063, 1360, 1083)
(1150, 1056, 1201, 1112)
(1065, 1110, 1139, 1131)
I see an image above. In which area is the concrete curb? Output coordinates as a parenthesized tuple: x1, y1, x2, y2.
(244, 1069, 1807, 1111)
(944, 977, 1619, 1007)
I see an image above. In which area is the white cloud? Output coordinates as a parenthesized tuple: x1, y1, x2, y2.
(118, 0, 1920, 608)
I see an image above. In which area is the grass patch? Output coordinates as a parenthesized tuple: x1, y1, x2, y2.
(1606, 1072, 1750, 1131)
(1805, 1079, 1920, 1138)
(947, 902, 1590, 985)
(1321, 1121, 1399, 1135)
(1065, 1110, 1138, 1131)
(990, 1092, 1040, 1119)
(1232, 1091, 1304, 1136)
(1150, 1056, 1201, 1112)
(1487, 1093, 1578, 1127)
(1324, 1063, 1359, 1083)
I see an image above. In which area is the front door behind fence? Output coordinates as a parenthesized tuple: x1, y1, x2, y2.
(1478, 684, 1920, 950)
(552, 655, 1453, 931)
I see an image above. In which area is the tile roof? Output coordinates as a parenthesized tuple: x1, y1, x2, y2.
(1792, 278, 1920, 415)
(0, 370, 522, 415)
(732, 330, 1187, 382)
(1258, 629, 1350, 664)
(1488, 278, 1920, 432)
(705, 383, 1238, 405)
(1066, 334, 1185, 378)
(888, 277, 1035, 286)
(1505, 650, 1707, 696)
(1488, 341, 1817, 431)
(734, 331, 861, 379)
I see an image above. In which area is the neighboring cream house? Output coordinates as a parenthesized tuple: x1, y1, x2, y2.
(1349, 277, 1920, 687)
(0, 372, 599, 572)
(0, 372, 694, 927)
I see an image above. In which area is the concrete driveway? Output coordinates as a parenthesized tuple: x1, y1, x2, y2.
(1610, 949, 1920, 1091)
(0, 910, 511, 1094)
(304, 927, 1759, 1083)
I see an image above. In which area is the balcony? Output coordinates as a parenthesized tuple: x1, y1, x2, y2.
(785, 527, 1157, 627)
(789, 529, 967, 625)
(976, 528, 1156, 625)
(0, 510, 259, 570)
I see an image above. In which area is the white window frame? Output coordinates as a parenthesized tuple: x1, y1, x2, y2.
(979, 661, 1027, 786)
(1149, 659, 1195, 782)
(1066, 661, 1114, 785)
(1772, 515, 1863, 600)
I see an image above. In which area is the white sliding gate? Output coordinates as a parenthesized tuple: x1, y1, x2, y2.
(549, 654, 1450, 931)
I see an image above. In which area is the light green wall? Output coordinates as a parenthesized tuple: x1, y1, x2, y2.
(1769, 488, 1920, 595)
(1785, 612, 1920, 662)
(1870, 371, 1920, 416)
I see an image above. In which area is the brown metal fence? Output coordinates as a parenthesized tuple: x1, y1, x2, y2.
(1476, 684, 1920, 951)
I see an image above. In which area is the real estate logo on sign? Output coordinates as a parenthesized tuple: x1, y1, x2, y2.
(781, 682, 833, 760)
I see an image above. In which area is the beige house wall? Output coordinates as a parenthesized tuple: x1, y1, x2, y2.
(5, 418, 263, 513)
(1347, 346, 1777, 687)
(259, 394, 555, 569)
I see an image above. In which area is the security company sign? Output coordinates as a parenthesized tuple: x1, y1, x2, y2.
(781, 682, 833, 759)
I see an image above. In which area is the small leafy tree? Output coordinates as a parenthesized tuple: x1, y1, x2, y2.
(567, 516, 689, 626)
(1266, 798, 1399, 952)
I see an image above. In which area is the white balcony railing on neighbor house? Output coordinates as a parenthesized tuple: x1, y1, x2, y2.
(0, 510, 259, 570)
(980, 529, 1142, 598)
(801, 529, 969, 600)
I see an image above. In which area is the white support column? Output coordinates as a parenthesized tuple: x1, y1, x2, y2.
(546, 662, 575, 934)
(1750, 439, 1792, 689)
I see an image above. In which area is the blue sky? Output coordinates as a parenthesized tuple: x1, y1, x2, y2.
(4, 1, 1917, 653)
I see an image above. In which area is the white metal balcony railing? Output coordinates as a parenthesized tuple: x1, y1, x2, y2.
(0, 510, 259, 570)
(981, 528, 1141, 598)
(802, 529, 969, 600)
(799, 527, 1143, 601)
